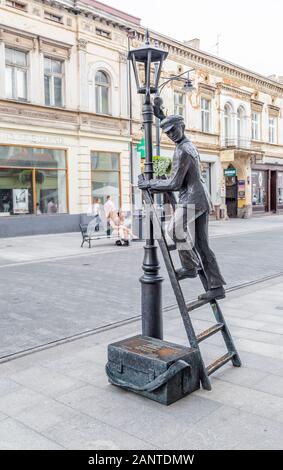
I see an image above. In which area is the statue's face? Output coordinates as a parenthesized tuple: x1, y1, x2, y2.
(165, 124, 184, 143)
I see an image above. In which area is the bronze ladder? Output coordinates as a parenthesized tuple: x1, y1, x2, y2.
(143, 188, 242, 391)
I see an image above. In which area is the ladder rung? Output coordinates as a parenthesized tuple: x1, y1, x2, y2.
(197, 323, 224, 344)
(207, 352, 236, 376)
(186, 298, 211, 312)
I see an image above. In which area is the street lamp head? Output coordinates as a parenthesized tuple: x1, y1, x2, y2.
(183, 78, 194, 93)
(128, 30, 168, 96)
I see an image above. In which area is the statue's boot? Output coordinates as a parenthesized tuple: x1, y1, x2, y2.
(198, 286, 226, 301)
(176, 267, 198, 280)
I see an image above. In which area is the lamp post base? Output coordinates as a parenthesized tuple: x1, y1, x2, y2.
(140, 244, 163, 340)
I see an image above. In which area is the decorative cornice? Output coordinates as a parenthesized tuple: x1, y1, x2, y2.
(251, 99, 264, 111)
(198, 83, 217, 98)
(217, 83, 252, 100)
(0, 24, 73, 51)
(268, 104, 280, 116)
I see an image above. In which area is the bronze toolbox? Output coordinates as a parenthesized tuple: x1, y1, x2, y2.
(106, 335, 201, 406)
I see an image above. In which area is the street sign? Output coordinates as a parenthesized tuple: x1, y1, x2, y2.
(224, 168, 237, 178)
(136, 137, 145, 159)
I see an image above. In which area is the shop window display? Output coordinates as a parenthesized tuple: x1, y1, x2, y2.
(91, 152, 120, 209)
(0, 146, 67, 216)
(252, 170, 267, 208)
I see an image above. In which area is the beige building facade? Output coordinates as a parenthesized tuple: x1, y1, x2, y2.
(0, 0, 283, 235)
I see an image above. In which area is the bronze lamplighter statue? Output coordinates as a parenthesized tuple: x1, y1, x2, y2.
(106, 31, 241, 405)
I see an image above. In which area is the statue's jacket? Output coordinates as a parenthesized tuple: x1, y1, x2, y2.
(150, 138, 213, 213)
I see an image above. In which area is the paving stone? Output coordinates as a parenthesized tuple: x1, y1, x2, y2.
(238, 350, 283, 375)
(236, 338, 283, 361)
(196, 380, 283, 421)
(214, 366, 268, 387)
(0, 417, 63, 450)
(228, 326, 283, 346)
(57, 384, 106, 408)
(15, 399, 81, 433)
(42, 414, 157, 450)
(252, 374, 283, 398)
(167, 405, 283, 450)
(9, 366, 84, 397)
(0, 388, 47, 417)
(0, 377, 21, 397)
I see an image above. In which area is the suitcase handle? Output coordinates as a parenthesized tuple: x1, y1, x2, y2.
(106, 360, 191, 393)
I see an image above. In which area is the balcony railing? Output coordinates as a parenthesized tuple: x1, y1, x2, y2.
(220, 138, 251, 150)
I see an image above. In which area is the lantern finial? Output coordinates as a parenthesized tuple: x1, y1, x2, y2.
(145, 29, 150, 46)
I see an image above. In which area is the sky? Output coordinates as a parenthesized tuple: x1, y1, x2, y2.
(101, 0, 282, 78)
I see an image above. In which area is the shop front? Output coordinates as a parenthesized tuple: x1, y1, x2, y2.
(0, 145, 68, 217)
(252, 163, 283, 214)
(220, 151, 253, 219)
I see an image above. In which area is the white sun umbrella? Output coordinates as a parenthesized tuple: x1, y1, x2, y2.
(92, 186, 119, 197)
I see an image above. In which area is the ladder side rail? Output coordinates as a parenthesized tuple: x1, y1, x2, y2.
(211, 301, 242, 368)
(164, 190, 241, 369)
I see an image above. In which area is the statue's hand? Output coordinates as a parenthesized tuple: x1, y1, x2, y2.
(153, 96, 166, 120)
(153, 96, 163, 108)
(138, 174, 150, 190)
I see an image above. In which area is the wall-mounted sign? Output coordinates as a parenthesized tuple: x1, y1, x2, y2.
(238, 180, 246, 200)
(224, 168, 237, 178)
(136, 137, 145, 159)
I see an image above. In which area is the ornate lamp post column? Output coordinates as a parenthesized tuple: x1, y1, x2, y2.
(128, 31, 168, 339)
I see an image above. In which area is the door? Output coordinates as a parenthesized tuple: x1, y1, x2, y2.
(226, 176, 238, 218)
(270, 171, 277, 213)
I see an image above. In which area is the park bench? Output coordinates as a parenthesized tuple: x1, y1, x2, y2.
(79, 223, 128, 248)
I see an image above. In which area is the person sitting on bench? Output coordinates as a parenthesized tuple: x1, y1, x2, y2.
(109, 210, 137, 246)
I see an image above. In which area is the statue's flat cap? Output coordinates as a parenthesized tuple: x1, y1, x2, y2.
(160, 115, 184, 132)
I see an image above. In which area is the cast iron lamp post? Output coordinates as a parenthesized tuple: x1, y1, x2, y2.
(128, 31, 168, 339)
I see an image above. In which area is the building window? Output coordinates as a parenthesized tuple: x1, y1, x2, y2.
(269, 117, 277, 144)
(44, 11, 62, 23)
(95, 71, 110, 115)
(0, 146, 67, 215)
(252, 112, 261, 140)
(174, 91, 185, 118)
(252, 170, 267, 208)
(201, 162, 212, 195)
(44, 57, 64, 107)
(91, 152, 120, 209)
(237, 106, 245, 145)
(96, 28, 111, 39)
(5, 47, 28, 101)
(201, 98, 211, 133)
(6, 1, 27, 11)
(224, 103, 233, 143)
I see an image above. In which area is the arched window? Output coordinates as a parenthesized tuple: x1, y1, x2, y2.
(237, 106, 245, 145)
(224, 103, 233, 143)
(95, 70, 110, 114)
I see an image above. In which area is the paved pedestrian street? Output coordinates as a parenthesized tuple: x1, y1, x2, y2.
(0, 215, 283, 449)
(1, 215, 283, 358)
(0, 275, 283, 450)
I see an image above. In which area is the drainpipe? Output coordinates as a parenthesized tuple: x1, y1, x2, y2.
(127, 32, 135, 208)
